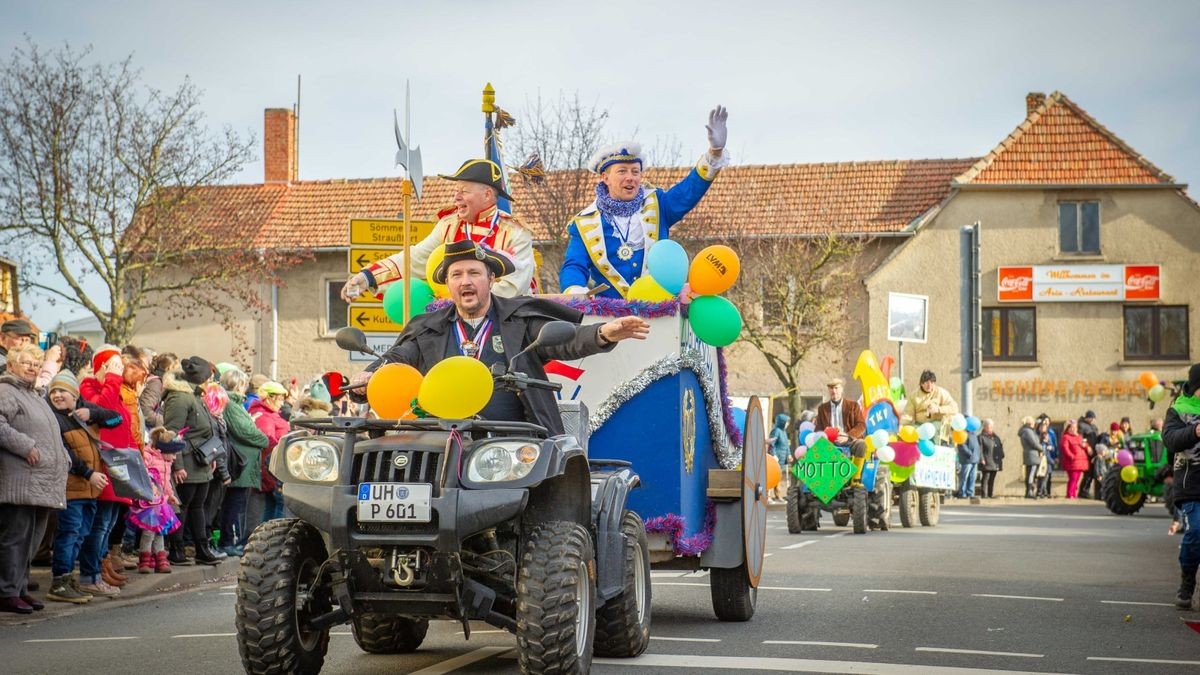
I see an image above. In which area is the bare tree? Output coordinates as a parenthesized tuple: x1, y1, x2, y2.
(0, 40, 287, 349)
(504, 91, 609, 290)
(718, 231, 867, 417)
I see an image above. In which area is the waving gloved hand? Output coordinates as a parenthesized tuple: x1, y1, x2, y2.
(341, 272, 371, 302)
(706, 105, 728, 151)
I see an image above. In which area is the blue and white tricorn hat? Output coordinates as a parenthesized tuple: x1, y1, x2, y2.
(588, 142, 643, 174)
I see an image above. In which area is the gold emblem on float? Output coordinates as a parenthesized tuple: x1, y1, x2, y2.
(682, 389, 696, 474)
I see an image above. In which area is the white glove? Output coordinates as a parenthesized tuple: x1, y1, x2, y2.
(706, 105, 728, 150)
(341, 273, 370, 302)
(562, 286, 590, 295)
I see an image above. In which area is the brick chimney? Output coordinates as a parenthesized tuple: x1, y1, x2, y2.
(263, 108, 297, 183)
(1026, 92, 1046, 116)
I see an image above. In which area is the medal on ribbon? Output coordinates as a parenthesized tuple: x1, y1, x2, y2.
(455, 318, 493, 360)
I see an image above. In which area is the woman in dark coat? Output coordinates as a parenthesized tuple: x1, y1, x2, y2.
(978, 418, 1005, 498)
(160, 357, 222, 565)
(1018, 416, 1041, 499)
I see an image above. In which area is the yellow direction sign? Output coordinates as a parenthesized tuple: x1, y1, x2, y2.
(347, 304, 404, 333)
(349, 219, 434, 247)
(349, 247, 403, 274)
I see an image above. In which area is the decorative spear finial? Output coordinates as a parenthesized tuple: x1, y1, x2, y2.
(482, 83, 495, 114)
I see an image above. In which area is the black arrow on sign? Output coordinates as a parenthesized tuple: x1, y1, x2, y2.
(356, 254, 371, 268)
(354, 312, 369, 327)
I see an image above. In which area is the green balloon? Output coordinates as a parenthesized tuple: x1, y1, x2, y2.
(383, 279, 436, 324)
(888, 462, 915, 483)
(688, 295, 743, 347)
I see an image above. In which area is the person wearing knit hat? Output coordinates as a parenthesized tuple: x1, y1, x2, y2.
(49, 371, 79, 397)
(215, 362, 237, 377)
(180, 356, 213, 386)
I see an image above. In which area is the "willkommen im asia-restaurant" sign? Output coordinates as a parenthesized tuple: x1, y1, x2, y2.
(997, 264, 1160, 303)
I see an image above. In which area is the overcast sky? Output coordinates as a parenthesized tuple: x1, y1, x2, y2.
(4, 0, 1199, 326)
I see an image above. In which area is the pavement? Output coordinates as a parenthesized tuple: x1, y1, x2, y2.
(2, 499, 1197, 674)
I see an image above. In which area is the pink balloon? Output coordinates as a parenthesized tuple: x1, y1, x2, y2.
(794, 446, 807, 460)
(1116, 449, 1133, 467)
(891, 441, 921, 467)
(679, 282, 695, 305)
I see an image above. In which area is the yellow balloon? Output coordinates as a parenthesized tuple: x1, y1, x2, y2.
(898, 425, 918, 443)
(418, 356, 494, 419)
(627, 274, 674, 302)
(425, 244, 451, 299)
(1120, 465, 1139, 483)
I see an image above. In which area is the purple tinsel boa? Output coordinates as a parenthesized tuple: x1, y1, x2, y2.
(595, 182, 645, 218)
(717, 348, 744, 448)
(644, 501, 717, 557)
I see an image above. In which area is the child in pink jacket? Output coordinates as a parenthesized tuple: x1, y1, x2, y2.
(129, 427, 183, 573)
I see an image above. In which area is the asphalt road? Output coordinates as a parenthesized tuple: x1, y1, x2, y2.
(3, 500, 1197, 674)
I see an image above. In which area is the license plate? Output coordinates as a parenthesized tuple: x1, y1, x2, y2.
(357, 483, 432, 522)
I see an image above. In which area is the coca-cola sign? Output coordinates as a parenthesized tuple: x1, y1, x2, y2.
(998, 265, 1161, 302)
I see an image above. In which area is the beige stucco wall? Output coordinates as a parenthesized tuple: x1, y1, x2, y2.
(866, 187, 1200, 494)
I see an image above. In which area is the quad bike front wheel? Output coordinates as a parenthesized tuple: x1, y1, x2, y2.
(594, 511, 651, 658)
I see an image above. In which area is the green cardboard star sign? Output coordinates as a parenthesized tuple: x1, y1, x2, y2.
(791, 437, 856, 504)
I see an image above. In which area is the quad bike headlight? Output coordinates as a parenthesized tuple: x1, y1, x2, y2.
(285, 438, 341, 483)
(466, 441, 541, 483)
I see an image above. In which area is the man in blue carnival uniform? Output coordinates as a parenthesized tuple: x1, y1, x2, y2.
(559, 106, 729, 299)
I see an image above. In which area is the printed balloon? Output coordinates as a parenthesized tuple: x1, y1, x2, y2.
(688, 244, 741, 295)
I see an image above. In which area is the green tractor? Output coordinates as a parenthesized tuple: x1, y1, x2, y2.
(1102, 431, 1174, 516)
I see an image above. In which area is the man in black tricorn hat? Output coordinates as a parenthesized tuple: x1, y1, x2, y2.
(341, 159, 537, 302)
(349, 240, 649, 432)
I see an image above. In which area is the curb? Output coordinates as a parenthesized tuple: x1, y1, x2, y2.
(2, 557, 239, 627)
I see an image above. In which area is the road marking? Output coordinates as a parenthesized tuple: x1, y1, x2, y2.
(1100, 600, 1175, 607)
(25, 637, 140, 643)
(651, 571, 710, 578)
(1088, 656, 1200, 666)
(172, 633, 236, 638)
(594, 653, 1064, 673)
(972, 593, 1063, 602)
(654, 582, 710, 587)
(782, 540, 817, 550)
(409, 646, 511, 675)
(763, 553, 774, 557)
(220, 584, 237, 589)
(758, 586, 832, 592)
(219, 592, 235, 596)
(330, 631, 352, 636)
(765, 640, 877, 649)
(455, 630, 506, 635)
(916, 647, 1043, 658)
(863, 589, 937, 595)
(829, 532, 849, 538)
(940, 510, 1112, 521)
(651, 636, 722, 643)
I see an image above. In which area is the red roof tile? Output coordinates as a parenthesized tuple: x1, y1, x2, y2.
(957, 92, 1176, 185)
(178, 158, 975, 250)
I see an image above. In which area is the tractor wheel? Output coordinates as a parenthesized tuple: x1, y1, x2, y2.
(868, 465, 892, 531)
(1102, 465, 1146, 515)
(351, 613, 428, 654)
(516, 521, 596, 674)
(832, 511, 850, 527)
(786, 482, 803, 534)
(898, 485, 918, 528)
(235, 519, 331, 675)
(594, 511, 651, 658)
(850, 486, 868, 534)
(796, 490, 820, 532)
(918, 489, 940, 526)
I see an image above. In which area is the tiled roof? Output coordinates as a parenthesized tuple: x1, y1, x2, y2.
(177, 158, 975, 249)
(956, 91, 1176, 185)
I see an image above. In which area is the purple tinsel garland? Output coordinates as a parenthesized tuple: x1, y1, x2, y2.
(717, 348, 744, 449)
(644, 500, 717, 557)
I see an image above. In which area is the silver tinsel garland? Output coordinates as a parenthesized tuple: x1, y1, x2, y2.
(588, 349, 743, 469)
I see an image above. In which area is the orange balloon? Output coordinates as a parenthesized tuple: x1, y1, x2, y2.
(688, 245, 741, 295)
(1137, 371, 1158, 389)
(366, 363, 423, 420)
(951, 429, 969, 445)
(765, 453, 782, 491)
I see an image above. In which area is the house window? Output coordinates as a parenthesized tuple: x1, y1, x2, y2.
(326, 280, 349, 334)
(1124, 306, 1189, 360)
(982, 307, 1036, 361)
(1058, 201, 1100, 254)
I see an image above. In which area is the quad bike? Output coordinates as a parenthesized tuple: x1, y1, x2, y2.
(234, 323, 649, 674)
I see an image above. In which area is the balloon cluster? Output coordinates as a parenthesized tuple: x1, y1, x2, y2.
(851, 350, 947, 482)
(634, 241, 744, 348)
(366, 356, 495, 421)
(946, 413, 982, 445)
(1139, 370, 1168, 403)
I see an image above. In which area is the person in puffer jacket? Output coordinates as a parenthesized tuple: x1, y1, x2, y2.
(1163, 363, 1200, 610)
